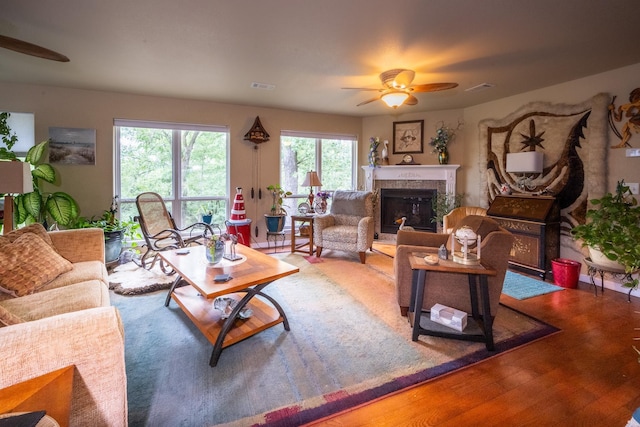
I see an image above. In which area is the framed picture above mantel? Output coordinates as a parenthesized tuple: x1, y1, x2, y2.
(393, 120, 423, 154)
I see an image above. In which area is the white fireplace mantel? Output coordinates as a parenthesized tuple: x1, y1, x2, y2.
(361, 165, 460, 194)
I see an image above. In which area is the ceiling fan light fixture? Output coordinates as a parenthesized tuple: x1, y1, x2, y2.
(381, 91, 409, 108)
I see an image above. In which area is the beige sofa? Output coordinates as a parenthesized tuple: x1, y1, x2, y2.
(0, 225, 128, 427)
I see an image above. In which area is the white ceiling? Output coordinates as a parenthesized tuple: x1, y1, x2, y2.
(1, 0, 639, 117)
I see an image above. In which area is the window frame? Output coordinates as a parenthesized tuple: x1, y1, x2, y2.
(114, 119, 230, 227)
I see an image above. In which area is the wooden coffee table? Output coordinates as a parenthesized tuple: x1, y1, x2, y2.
(160, 244, 299, 366)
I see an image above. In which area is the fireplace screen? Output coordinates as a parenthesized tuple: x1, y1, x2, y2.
(380, 188, 437, 233)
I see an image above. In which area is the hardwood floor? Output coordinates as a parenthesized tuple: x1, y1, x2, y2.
(307, 279, 640, 426)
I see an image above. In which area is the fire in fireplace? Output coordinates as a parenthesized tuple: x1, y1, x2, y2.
(380, 188, 437, 234)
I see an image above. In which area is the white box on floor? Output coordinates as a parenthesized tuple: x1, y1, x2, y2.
(430, 303, 468, 332)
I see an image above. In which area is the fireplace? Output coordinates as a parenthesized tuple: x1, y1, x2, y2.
(361, 165, 459, 238)
(380, 188, 437, 233)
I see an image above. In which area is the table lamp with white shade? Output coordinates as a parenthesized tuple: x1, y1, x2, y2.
(0, 161, 33, 234)
(506, 151, 543, 191)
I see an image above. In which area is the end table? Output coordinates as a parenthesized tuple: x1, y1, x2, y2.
(291, 215, 315, 255)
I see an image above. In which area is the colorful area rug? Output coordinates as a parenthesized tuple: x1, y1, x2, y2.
(111, 251, 559, 426)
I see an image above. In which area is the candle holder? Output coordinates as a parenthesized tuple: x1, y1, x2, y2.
(451, 226, 482, 266)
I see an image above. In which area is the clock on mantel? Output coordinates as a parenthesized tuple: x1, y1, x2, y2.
(396, 154, 420, 165)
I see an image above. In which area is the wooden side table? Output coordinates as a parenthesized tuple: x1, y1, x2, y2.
(408, 251, 497, 350)
(290, 215, 315, 255)
(0, 366, 74, 427)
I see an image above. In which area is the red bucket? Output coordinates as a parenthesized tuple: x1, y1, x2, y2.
(551, 258, 581, 289)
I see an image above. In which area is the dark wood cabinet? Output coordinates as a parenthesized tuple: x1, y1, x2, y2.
(487, 195, 560, 280)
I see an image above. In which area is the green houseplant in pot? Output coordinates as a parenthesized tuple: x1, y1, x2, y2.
(0, 113, 80, 229)
(430, 192, 464, 231)
(571, 180, 640, 289)
(264, 184, 292, 233)
(73, 196, 141, 264)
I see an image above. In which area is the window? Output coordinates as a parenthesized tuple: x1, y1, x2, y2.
(280, 130, 357, 215)
(115, 119, 229, 228)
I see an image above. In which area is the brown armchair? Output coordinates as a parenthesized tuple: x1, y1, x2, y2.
(314, 190, 375, 264)
(394, 215, 513, 317)
(442, 206, 487, 234)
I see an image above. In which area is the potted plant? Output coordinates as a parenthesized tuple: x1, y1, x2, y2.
(571, 180, 640, 289)
(431, 192, 464, 229)
(264, 184, 291, 232)
(200, 203, 214, 224)
(0, 113, 80, 228)
(73, 196, 141, 264)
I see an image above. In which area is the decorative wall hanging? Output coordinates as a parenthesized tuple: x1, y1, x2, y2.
(608, 88, 640, 148)
(244, 116, 270, 144)
(392, 120, 423, 154)
(479, 93, 609, 253)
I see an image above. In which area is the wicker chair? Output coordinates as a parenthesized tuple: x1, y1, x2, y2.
(313, 190, 375, 264)
(442, 206, 487, 234)
(134, 192, 216, 273)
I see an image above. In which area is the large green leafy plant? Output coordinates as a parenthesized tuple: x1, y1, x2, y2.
(0, 112, 79, 228)
(571, 180, 640, 288)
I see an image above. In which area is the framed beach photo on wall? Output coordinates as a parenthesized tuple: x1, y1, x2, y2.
(48, 127, 96, 165)
(393, 120, 423, 154)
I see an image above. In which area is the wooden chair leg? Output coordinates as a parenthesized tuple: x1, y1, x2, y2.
(359, 252, 366, 264)
(316, 247, 323, 257)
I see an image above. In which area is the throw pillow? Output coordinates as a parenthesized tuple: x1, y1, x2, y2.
(0, 223, 55, 248)
(0, 305, 24, 326)
(0, 233, 73, 298)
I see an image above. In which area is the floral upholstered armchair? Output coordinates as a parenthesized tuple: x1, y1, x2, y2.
(313, 190, 375, 264)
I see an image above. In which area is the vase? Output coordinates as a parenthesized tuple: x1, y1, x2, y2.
(438, 149, 449, 165)
(205, 240, 225, 265)
(315, 199, 328, 214)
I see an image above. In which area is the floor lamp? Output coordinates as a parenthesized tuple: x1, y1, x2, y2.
(302, 171, 322, 210)
(0, 161, 33, 235)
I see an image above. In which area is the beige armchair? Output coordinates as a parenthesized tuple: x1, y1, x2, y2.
(314, 190, 375, 264)
(394, 215, 513, 318)
(442, 206, 487, 234)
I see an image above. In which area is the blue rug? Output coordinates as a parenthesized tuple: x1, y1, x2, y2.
(112, 253, 559, 426)
(502, 270, 564, 300)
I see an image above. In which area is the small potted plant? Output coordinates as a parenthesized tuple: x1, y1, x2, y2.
(264, 184, 292, 232)
(571, 180, 640, 289)
(431, 192, 464, 230)
(73, 196, 141, 264)
(200, 203, 215, 224)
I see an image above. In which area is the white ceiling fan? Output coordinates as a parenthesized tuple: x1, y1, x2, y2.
(343, 68, 457, 108)
(0, 34, 69, 62)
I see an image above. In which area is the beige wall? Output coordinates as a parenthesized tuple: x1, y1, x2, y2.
(462, 62, 640, 205)
(2, 61, 639, 244)
(361, 62, 640, 206)
(0, 83, 361, 243)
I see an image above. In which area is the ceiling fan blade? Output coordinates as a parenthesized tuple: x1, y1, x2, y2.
(410, 82, 459, 93)
(356, 96, 381, 107)
(0, 35, 69, 62)
(392, 70, 415, 88)
(404, 94, 418, 106)
(341, 87, 383, 91)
